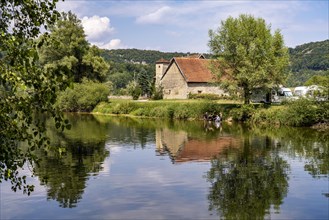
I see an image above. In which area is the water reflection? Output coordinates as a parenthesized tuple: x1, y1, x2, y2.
(206, 135, 290, 219)
(34, 114, 109, 208)
(5, 114, 326, 219)
(156, 127, 240, 163)
(251, 126, 329, 178)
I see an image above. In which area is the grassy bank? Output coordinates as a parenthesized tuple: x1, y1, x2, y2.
(92, 98, 329, 129)
(250, 99, 329, 128)
(93, 99, 239, 120)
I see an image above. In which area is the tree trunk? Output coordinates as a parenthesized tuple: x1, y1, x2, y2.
(244, 86, 250, 104)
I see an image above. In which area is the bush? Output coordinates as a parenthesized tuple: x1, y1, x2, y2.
(230, 104, 255, 121)
(111, 101, 138, 114)
(56, 79, 109, 112)
(126, 81, 142, 100)
(151, 85, 163, 100)
(188, 93, 220, 100)
(283, 99, 323, 126)
(250, 99, 329, 127)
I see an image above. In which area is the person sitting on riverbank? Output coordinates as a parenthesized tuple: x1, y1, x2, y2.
(203, 112, 209, 121)
(215, 114, 221, 122)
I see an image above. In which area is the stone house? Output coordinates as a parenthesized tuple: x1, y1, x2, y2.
(155, 55, 226, 99)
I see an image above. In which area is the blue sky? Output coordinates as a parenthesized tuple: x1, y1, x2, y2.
(57, 0, 329, 53)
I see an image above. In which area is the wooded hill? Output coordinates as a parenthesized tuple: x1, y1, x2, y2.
(287, 40, 329, 86)
(100, 49, 188, 64)
(289, 39, 329, 72)
(100, 39, 328, 86)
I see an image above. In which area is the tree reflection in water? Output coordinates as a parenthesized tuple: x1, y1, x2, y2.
(206, 135, 290, 219)
(33, 114, 109, 208)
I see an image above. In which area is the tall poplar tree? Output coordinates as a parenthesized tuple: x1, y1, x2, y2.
(209, 14, 290, 104)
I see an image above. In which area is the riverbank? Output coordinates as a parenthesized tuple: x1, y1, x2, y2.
(93, 99, 238, 120)
(93, 99, 329, 130)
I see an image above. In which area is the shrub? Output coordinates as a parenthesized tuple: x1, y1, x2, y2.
(250, 99, 329, 127)
(151, 85, 163, 100)
(111, 101, 138, 114)
(230, 104, 255, 121)
(126, 81, 142, 100)
(188, 93, 220, 100)
(57, 79, 109, 112)
(283, 99, 321, 126)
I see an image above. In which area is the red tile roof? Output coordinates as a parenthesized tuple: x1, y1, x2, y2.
(156, 58, 170, 64)
(187, 54, 205, 59)
(174, 57, 215, 83)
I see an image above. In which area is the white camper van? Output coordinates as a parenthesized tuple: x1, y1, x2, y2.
(294, 86, 308, 97)
(251, 87, 294, 103)
(294, 85, 327, 101)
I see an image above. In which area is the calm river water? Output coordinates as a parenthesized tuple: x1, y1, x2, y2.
(1, 114, 328, 219)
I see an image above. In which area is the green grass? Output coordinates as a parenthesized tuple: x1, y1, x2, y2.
(93, 98, 328, 128)
(93, 99, 239, 120)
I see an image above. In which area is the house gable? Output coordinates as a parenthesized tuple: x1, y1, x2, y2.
(159, 56, 226, 99)
(161, 57, 214, 83)
(161, 61, 188, 99)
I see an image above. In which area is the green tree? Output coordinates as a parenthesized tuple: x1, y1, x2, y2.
(304, 74, 329, 87)
(56, 78, 109, 112)
(126, 80, 142, 100)
(0, 0, 69, 194)
(209, 14, 290, 104)
(107, 71, 134, 91)
(39, 11, 109, 82)
(137, 68, 152, 97)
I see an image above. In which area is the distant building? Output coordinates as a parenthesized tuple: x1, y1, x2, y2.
(155, 55, 226, 99)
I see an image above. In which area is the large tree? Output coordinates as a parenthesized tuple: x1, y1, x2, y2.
(209, 14, 290, 104)
(0, 0, 69, 194)
(38, 11, 109, 82)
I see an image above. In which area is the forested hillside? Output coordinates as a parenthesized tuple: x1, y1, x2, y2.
(100, 39, 328, 87)
(100, 49, 188, 64)
(289, 40, 329, 72)
(287, 40, 329, 86)
(100, 49, 213, 64)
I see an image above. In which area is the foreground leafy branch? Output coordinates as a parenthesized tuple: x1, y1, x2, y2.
(0, 0, 69, 194)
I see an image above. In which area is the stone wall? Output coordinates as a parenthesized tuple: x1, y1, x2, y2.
(187, 83, 227, 97)
(155, 63, 168, 87)
(161, 62, 188, 99)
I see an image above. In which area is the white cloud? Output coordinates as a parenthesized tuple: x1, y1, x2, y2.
(81, 16, 114, 42)
(136, 6, 172, 24)
(56, 0, 328, 52)
(56, 0, 88, 16)
(95, 39, 126, 50)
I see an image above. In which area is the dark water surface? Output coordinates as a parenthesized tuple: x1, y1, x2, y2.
(1, 114, 328, 219)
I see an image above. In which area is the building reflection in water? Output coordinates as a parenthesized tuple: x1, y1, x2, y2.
(156, 128, 240, 163)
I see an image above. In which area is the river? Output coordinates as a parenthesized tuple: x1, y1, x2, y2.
(1, 113, 328, 219)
